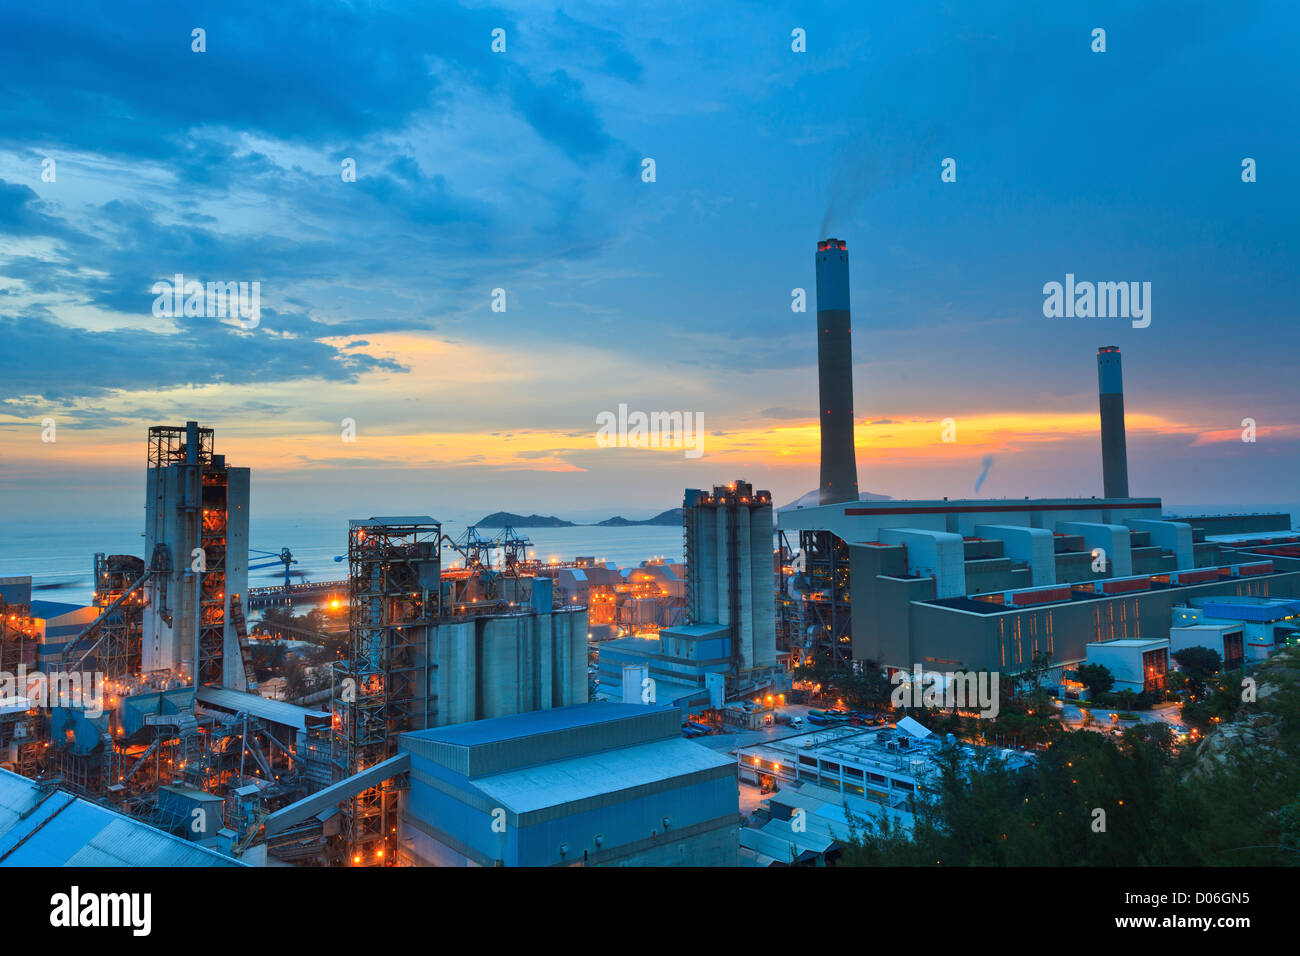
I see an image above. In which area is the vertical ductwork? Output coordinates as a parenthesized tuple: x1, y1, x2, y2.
(1097, 346, 1129, 498)
(816, 238, 859, 505)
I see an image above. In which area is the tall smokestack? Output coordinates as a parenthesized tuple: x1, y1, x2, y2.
(1097, 346, 1129, 498)
(816, 238, 859, 505)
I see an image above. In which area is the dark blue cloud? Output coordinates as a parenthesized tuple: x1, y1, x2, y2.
(0, 305, 406, 404)
(0, 1, 616, 168)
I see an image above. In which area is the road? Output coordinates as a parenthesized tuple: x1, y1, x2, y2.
(1056, 699, 1186, 735)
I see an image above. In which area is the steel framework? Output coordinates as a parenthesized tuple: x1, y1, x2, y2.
(333, 518, 441, 866)
(196, 471, 229, 687)
(90, 553, 146, 677)
(0, 595, 36, 680)
(778, 529, 853, 669)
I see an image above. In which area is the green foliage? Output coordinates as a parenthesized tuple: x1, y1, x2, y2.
(839, 649, 1300, 867)
(1173, 645, 1222, 696)
(1073, 663, 1114, 696)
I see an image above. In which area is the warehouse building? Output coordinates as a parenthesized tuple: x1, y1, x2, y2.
(397, 702, 738, 866)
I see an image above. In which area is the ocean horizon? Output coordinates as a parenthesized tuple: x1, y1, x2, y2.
(2, 502, 1294, 608)
(0, 514, 688, 607)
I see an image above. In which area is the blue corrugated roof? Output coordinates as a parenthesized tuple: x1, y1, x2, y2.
(29, 600, 84, 619)
(1202, 598, 1300, 623)
(403, 702, 675, 747)
(0, 769, 244, 866)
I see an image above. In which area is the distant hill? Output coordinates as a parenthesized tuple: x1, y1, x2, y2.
(473, 512, 576, 528)
(778, 489, 893, 512)
(473, 508, 686, 528)
(596, 508, 685, 527)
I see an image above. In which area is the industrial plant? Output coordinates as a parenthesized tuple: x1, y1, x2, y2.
(777, 240, 1299, 687)
(0, 237, 1295, 870)
(0, 425, 596, 865)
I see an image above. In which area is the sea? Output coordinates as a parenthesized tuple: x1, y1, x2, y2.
(1, 502, 1294, 609)
(0, 515, 686, 607)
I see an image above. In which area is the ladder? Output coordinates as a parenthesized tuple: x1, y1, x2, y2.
(228, 595, 258, 690)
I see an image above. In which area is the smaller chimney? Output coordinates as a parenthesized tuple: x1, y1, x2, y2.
(1097, 346, 1129, 498)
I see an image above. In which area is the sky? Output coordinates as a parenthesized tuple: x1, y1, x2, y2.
(0, 0, 1297, 525)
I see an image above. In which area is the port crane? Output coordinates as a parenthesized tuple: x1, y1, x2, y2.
(248, 548, 300, 598)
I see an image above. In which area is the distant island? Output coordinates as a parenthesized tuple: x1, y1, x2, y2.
(474, 512, 576, 528)
(473, 508, 685, 528)
(595, 509, 684, 527)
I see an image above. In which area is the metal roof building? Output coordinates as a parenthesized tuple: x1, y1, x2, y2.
(0, 769, 245, 866)
(398, 702, 738, 866)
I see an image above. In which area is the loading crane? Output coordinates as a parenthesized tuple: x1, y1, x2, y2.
(249, 548, 300, 598)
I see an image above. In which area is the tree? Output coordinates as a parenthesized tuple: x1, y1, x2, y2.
(250, 642, 286, 682)
(840, 729, 1202, 866)
(1172, 646, 1222, 696)
(1074, 663, 1114, 697)
(840, 647, 1300, 868)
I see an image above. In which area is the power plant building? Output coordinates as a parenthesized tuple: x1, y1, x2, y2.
(781, 497, 1300, 675)
(787, 236, 1299, 676)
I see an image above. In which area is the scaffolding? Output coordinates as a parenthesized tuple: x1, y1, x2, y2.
(90, 554, 146, 678)
(0, 595, 36, 681)
(778, 529, 853, 669)
(0, 699, 42, 779)
(332, 517, 441, 866)
(0, 595, 44, 783)
(104, 705, 302, 822)
(146, 424, 212, 632)
(197, 472, 229, 687)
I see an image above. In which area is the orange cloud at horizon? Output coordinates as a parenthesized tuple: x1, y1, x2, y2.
(0, 407, 1234, 477)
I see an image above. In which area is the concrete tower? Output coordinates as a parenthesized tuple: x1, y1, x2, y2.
(816, 238, 858, 505)
(682, 482, 776, 672)
(1097, 346, 1130, 498)
(142, 422, 249, 687)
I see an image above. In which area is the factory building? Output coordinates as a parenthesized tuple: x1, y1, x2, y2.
(781, 497, 1299, 675)
(142, 422, 252, 689)
(595, 481, 781, 709)
(396, 703, 738, 866)
(595, 624, 733, 711)
(331, 517, 589, 865)
(553, 560, 684, 639)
